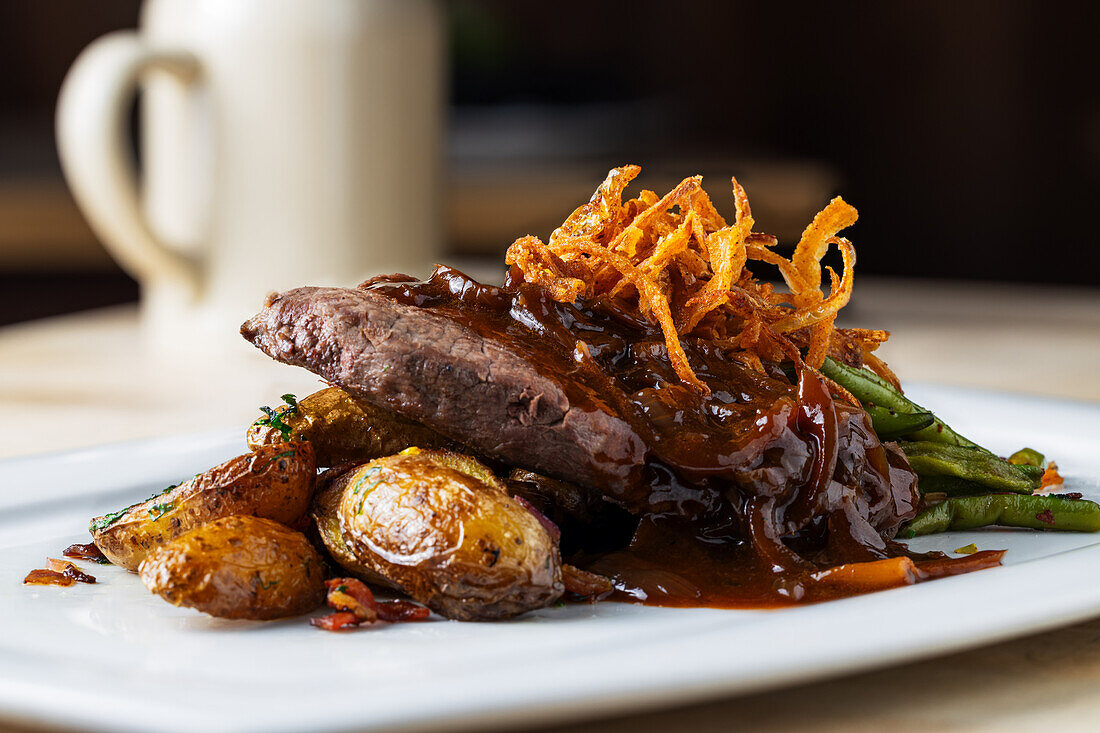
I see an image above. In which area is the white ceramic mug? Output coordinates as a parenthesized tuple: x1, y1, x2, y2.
(57, 0, 443, 349)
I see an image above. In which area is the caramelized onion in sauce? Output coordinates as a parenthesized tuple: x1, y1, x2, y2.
(24, 558, 98, 587)
(23, 568, 74, 587)
(62, 542, 109, 564)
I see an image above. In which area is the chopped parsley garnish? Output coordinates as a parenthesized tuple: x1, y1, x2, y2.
(353, 474, 384, 514)
(89, 509, 130, 531)
(147, 482, 179, 501)
(259, 578, 280, 590)
(351, 466, 382, 495)
(259, 449, 297, 472)
(150, 502, 175, 520)
(89, 480, 182, 531)
(253, 393, 299, 441)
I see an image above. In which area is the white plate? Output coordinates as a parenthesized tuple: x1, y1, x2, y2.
(2, 383, 1100, 733)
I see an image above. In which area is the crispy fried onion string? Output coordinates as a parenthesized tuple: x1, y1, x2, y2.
(505, 165, 884, 392)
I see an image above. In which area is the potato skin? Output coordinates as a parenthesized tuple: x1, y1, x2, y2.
(90, 442, 316, 571)
(311, 465, 399, 589)
(247, 387, 458, 467)
(330, 449, 563, 620)
(139, 515, 326, 620)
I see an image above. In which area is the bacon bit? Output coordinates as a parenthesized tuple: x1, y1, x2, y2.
(562, 564, 614, 600)
(324, 578, 378, 622)
(513, 495, 561, 542)
(310, 611, 362, 631)
(62, 542, 110, 564)
(377, 600, 430, 622)
(24, 568, 74, 587)
(47, 558, 96, 584)
(1040, 462, 1065, 490)
(1036, 509, 1056, 526)
(1059, 492, 1084, 501)
(314, 578, 430, 630)
(24, 558, 98, 586)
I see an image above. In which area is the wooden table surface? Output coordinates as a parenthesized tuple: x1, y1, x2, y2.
(2, 276, 1099, 732)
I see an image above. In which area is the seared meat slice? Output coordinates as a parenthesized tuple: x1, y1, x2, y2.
(241, 284, 648, 496)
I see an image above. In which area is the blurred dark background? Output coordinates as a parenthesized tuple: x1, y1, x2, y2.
(1, 0, 1097, 326)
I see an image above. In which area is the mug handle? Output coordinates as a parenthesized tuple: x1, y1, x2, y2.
(56, 31, 201, 297)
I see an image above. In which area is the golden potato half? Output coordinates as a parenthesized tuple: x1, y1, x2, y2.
(311, 465, 398, 590)
(320, 449, 563, 620)
(90, 442, 316, 571)
(247, 387, 458, 467)
(139, 515, 326, 620)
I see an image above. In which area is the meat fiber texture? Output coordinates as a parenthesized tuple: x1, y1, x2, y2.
(241, 286, 648, 494)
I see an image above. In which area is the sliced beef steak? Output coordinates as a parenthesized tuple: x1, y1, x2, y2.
(240, 283, 648, 496)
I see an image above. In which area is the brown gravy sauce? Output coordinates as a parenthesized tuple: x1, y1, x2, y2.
(364, 266, 995, 608)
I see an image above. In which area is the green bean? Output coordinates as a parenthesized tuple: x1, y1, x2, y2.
(820, 362, 1095, 537)
(820, 357, 1045, 496)
(898, 441, 1038, 494)
(914, 475, 1003, 497)
(1016, 464, 1046, 481)
(820, 357, 978, 448)
(820, 357, 908, 412)
(1008, 447, 1045, 467)
(917, 469, 1041, 495)
(861, 405, 935, 440)
(902, 494, 1100, 537)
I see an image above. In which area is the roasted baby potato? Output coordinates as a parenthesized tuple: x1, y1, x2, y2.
(139, 515, 326, 620)
(315, 448, 562, 620)
(247, 387, 458, 467)
(310, 454, 515, 593)
(90, 442, 316, 571)
(311, 465, 398, 589)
